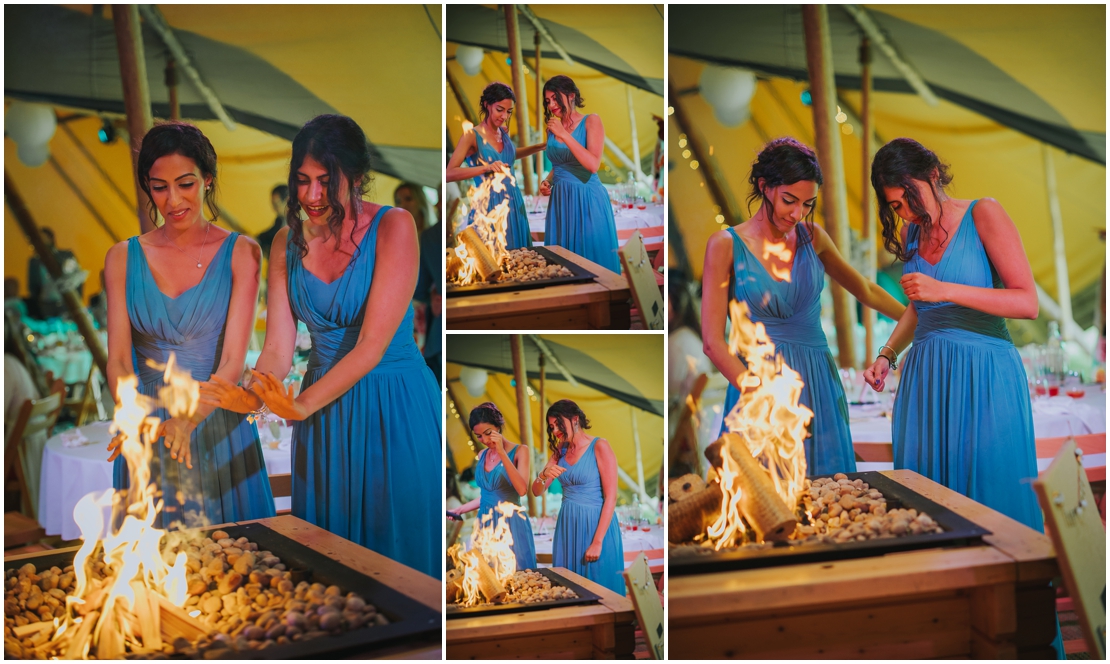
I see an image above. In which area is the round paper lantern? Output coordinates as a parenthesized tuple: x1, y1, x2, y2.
(16, 141, 50, 168)
(459, 366, 489, 397)
(456, 45, 485, 77)
(699, 65, 757, 127)
(6, 102, 57, 147)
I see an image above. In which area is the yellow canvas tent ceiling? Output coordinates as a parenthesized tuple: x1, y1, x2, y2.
(446, 334, 663, 497)
(668, 5, 1105, 300)
(5, 4, 442, 297)
(446, 5, 663, 180)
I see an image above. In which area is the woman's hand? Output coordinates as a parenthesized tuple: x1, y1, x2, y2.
(546, 118, 568, 142)
(862, 356, 892, 392)
(199, 374, 262, 414)
(249, 370, 309, 421)
(540, 465, 566, 483)
(488, 430, 507, 456)
(155, 418, 197, 469)
(447, 511, 462, 522)
(106, 419, 158, 463)
(584, 541, 602, 563)
(485, 160, 508, 175)
(539, 180, 552, 196)
(900, 273, 948, 303)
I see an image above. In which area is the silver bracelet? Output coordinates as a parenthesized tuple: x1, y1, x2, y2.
(877, 345, 898, 371)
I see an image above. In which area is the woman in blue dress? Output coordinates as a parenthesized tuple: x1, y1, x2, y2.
(863, 138, 1043, 531)
(539, 75, 621, 273)
(702, 138, 905, 476)
(531, 399, 624, 595)
(446, 82, 545, 250)
(447, 402, 537, 571)
(200, 115, 441, 578)
(105, 121, 275, 529)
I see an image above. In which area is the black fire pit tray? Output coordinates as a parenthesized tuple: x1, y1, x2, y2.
(4, 522, 441, 659)
(445, 567, 602, 619)
(668, 471, 992, 577)
(446, 246, 597, 297)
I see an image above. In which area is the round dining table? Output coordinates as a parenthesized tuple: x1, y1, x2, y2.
(39, 419, 293, 541)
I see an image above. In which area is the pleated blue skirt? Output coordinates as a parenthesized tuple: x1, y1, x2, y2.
(893, 329, 1043, 531)
(720, 342, 856, 477)
(113, 381, 276, 530)
(469, 180, 532, 250)
(552, 499, 625, 595)
(544, 179, 621, 273)
(291, 363, 442, 579)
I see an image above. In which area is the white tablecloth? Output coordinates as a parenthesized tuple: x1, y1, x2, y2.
(849, 385, 1106, 444)
(527, 204, 663, 235)
(39, 419, 293, 541)
(531, 515, 663, 569)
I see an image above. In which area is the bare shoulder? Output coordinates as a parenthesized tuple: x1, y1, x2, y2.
(232, 233, 262, 263)
(705, 228, 735, 258)
(104, 239, 130, 273)
(970, 197, 1010, 225)
(377, 205, 418, 239)
(806, 221, 832, 251)
(586, 113, 604, 128)
(593, 437, 614, 455)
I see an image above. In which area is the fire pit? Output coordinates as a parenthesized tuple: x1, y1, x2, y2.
(445, 568, 600, 619)
(446, 246, 597, 297)
(669, 471, 991, 575)
(3, 522, 440, 659)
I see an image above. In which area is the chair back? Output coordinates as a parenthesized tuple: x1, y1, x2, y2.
(623, 552, 664, 659)
(5, 388, 64, 519)
(619, 231, 664, 331)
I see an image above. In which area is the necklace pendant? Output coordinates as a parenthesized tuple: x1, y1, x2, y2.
(197, 262, 202, 269)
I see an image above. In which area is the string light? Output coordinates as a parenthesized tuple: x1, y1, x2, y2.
(667, 106, 674, 116)
(678, 138, 687, 148)
(690, 160, 700, 170)
(682, 150, 691, 159)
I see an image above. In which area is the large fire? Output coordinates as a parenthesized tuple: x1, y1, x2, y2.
(449, 156, 514, 286)
(706, 300, 813, 549)
(18, 355, 208, 659)
(449, 502, 525, 607)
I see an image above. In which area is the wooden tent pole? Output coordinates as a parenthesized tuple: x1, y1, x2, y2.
(860, 37, 875, 363)
(534, 31, 545, 185)
(627, 85, 643, 182)
(112, 4, 155, 235)
(1043, 144, 1073, 339)
(537, 353, 547, 517)
(165, 57, 180, 121)
(504, 5, 534, 195)
(510, 335, 536, 516)
(668, 81, 739, 225)
(446, 66, 478, 126)
(803, 4, 857, 368)
(6, 172, 108, 376)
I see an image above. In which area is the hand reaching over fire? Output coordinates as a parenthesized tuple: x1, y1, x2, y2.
(249, 370, 309, 421)
(583, 541, 602, 563)
(198, 374, 262, 413)
(105, 417, 158, 463)
(156, 417, 197, 468)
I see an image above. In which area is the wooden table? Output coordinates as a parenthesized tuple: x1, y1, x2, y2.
(446, 567, 636, 659)
(669, 470, 1059, 659)
(446, 246, 632, 330)
(4, 515, 442, 660)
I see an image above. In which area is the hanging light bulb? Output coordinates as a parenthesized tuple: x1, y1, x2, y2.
(698, 65, 756, 128)
(456, 45, 485, 76)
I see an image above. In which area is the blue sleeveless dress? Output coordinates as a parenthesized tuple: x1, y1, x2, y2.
(286, 206, 442, 579)
(894, 201, 1043, 531)
(718, 225, 856, 476)
(465, 126, 531, 250)
(475, 445, 537, 571)
(115, 233, 275, 529)
(544, 115, 621, 273)
(552, 437, 625, 595)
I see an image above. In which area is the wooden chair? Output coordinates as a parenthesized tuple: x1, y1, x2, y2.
(853, 441, 894, 463)
(1036, 434, 1105, 520)
(65, 365, 106, 426)
(619, 231, 664, 331)
(269, 473, 292, 516)
(622, 553, 664, 659)
(4, 386, 64, 549)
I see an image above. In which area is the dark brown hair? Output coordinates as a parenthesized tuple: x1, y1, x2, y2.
(542, 75, 584, 124)
(545, 399, 591, 460)
(479, 82, 515, 123)
(468, 401, 505, 432)
(137, 121, 220, 225)
(746, 137, 821, 249)
(871, 138, 953, 262)
(286, 114, 373, 259)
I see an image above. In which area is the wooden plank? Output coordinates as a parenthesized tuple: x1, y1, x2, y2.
(250, 515, 441, 612)
(623, 553, 664, 659)
(971, 628, 1018, 659)
(669, 546, 1013, 622)
(448, 625, 598, 659)
(969, 583, 1016, 642)
(671, 593, 972, 659)
(880, 469, 1058, 581)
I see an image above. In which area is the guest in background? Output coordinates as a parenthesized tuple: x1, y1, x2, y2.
(4, 320, 43, 517)
(4, 277, 27, 319)
(87, 270, 108, 330)
(256, 185, 289, 260)
(415, 213, 442, 385)
(394, 182, 432, 234)
(28, 227, 83, 319)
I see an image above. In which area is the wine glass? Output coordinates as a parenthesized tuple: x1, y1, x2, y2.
(1064, 371, 1085, 399)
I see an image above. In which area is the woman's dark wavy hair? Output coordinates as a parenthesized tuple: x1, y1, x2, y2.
(746, 137, 822, 248)
(871, 138, 953, 262)
(137, 121, 220, 225)
(286, 114, 373, 259)
(478, 82, 515, 123)
(468, 401, 505, 432)
(542, 75, 584, 124)
(545, 399, 591, 461)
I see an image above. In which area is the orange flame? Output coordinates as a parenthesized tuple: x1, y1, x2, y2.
(456, 502, 526, 606)
(762, 240, 793, 282)
(707, 301, 812, 548)
(451, 157, 514, 286)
